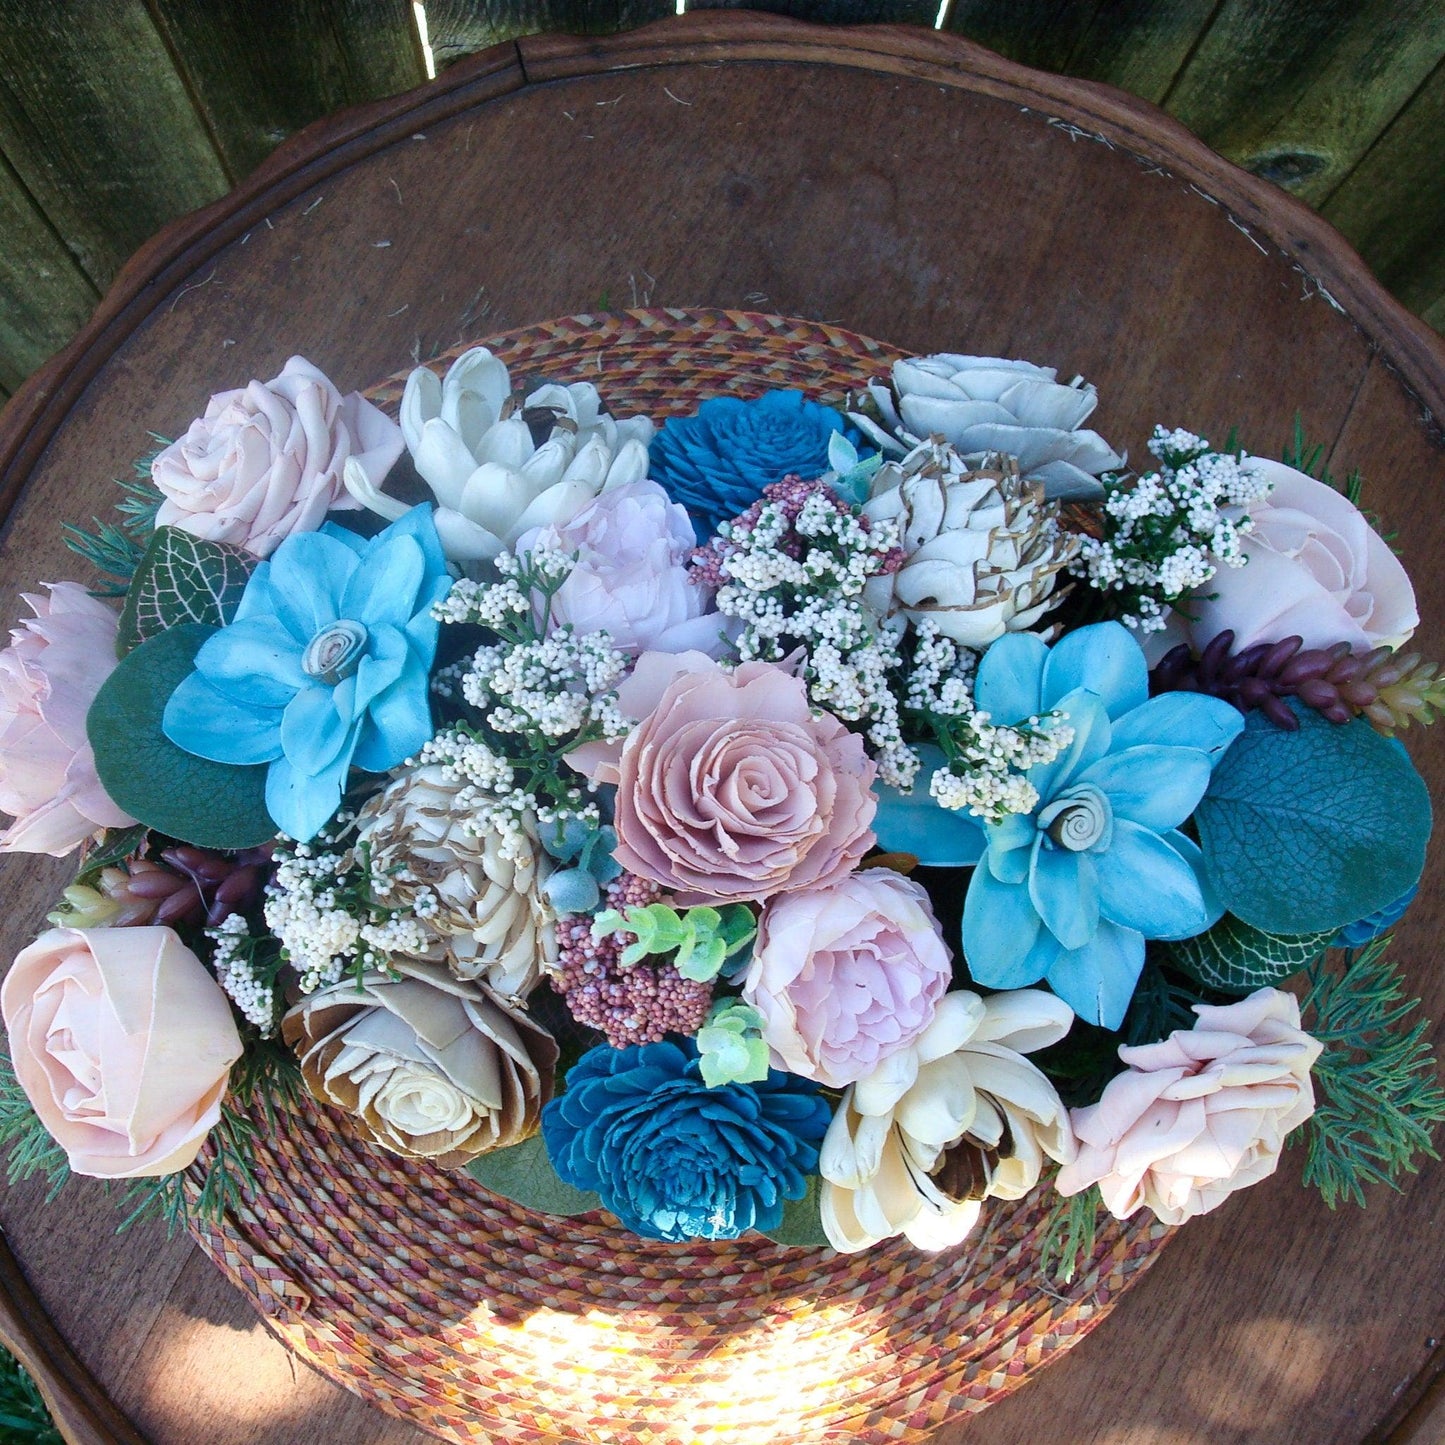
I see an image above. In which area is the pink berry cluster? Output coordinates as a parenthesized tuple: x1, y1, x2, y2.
(551, 873, 714, 1048)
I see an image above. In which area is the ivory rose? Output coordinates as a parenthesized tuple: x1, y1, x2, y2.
(152, 355, 402, 558)
(1170, 457, 1417, 654)
(1, 927, 242, 1178)
(0, 583, 136, 856)
(1056, 987, 1322, 1225)
(743, 869, 952, 1087)
(569, 652, 876, 905)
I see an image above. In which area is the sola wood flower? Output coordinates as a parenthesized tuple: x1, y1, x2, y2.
(1, 926, 242, 1178)
(355, 763, 558, 1000)
(820, 989, 1076, 1253)
(847, 354, 1123, 501)
(1057, 988, 1322, 1225)
(282, 956, 557, 1168)
(346, 346, 652, 564)
(0, 583, 136, 855)
(863, 441, 1079, 648)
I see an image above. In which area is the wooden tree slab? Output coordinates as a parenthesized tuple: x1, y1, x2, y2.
(0, 13, 1443, 1443)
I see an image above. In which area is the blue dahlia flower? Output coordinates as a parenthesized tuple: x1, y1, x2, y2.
(962, 623, 1245, 1030)
(649, 390, 865, 536)
(542, 1038, 830, 1242)
(163, 505, 451, 843)
(1335, 883, 1418, 947)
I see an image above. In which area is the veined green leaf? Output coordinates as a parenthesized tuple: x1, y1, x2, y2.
(116, 525, 256, 654)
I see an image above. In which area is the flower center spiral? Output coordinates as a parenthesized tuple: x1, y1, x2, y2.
(1038, 783, 1112, 853)
(302, 620, 368, 685)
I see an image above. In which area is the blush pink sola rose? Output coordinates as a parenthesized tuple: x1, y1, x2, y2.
(1175, 457, 1417, 654)
(0, 583, 136, 856)
(743, 869, 952, 1087)
(569, 651, 876, 904)
(1, 927, 243, 1178)
(1056, 987, 1322, 1226)
(151, 355, 403, 558)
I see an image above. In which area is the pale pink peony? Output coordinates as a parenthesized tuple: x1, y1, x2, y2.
(1, 927, 243, 1178)
(571, 652, 876, 904)
(151, 355, 402, 558)
(1176, 457, 1417, 654)
(1056, 987, 1322, 1226)
(0, 584, 136, 856)
(744, 869, 952, 1088)
(520, 479, 729, 656)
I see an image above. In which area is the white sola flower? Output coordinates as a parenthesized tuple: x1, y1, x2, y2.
(345, 345, 654, 563)
(847, 354, 1124, 501)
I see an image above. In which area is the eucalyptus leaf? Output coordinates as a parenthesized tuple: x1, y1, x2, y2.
(1168, 915, 1335, 993)
(116, 525, 256, 654)
(758, 1174, 829, 1248)
(465, 1132, 602, 1217)
(1195, 701, 1431, 935)
(87, 623, 276, 850)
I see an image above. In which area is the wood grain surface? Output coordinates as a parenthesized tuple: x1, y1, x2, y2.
(0, 13, 1443, 1444)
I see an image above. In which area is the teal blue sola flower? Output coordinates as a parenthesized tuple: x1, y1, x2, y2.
(649, 390, 866, 536)
(162, 505, 451, 843)
(542, 1038, 830, 1241)
(963, 622, 1246, 1029)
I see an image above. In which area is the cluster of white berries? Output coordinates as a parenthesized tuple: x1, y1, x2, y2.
(1070, 426, 1273, 633)
(206, 914, 279, 1035)
(927, 711, 1075, 823)
(462, 631, 629, 740)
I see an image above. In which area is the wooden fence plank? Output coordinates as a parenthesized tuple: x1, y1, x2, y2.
(424, 2, 675, 68)
(690, 1, 939, 23)
(1059, 0, 1221, 104)
(145, 0, 427, 182)
(1321, 55, 1445, 322)
(1162, 0, 1445, 207)
(0, 1, 227, 289)
(945, 0, 1096, 73)
(0, 154, 98, 394)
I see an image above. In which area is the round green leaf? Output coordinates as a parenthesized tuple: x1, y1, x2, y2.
(86, 622, 276, 850)
(466, 1132, 601, 1217)
(1195, 700, 1431, 935)
(758, 1174, 830, 1248)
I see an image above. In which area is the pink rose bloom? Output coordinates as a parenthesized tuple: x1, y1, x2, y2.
(1, 927, 243, 1178)
(1175, 457, 1417, 654)
(0, 584, 136, 856)
(744, 869, 952, 1087)
(1056, 987, 1322, 1226)
(520, 479, 729, 656)
(571, 651, 876, 904)
(151, 355, 403, 558)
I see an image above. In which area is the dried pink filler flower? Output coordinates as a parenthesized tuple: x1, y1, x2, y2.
(552, 875, 713, 1048)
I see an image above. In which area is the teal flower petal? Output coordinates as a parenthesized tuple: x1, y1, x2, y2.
(973, 631, 1048, 724)
(963, 863, 1044, 987)
(163, 673, 284, 765)
(1023, 688, 1111, 800)
(1095, 819, 1213, 938)
(1155, 828, 1224, 933)
(985, 810, 1035, 883)
(1029, 839, 1099, 950)
(1041, 622, 1148, 718)
(342, 533, 426, 632)
(266, 741, 358, 843)
(319, 521, 369, 556)
(266, 531, 358, 639)
(1044, 918, 1145, 1029)
(280, 684, 352, 777)
(1077, 744, 1213, 831)
(1110, 692, 1245, 758)
(354, 657, 433, 772)
(872, 745, 987, 865)
(347, 624, 409, 716)
(193, 615, 307, 706)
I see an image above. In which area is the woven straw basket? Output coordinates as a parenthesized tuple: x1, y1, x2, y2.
(186, 310, 1173, 1445)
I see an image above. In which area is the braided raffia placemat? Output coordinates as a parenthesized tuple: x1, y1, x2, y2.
(187, 310, 1174, 1445)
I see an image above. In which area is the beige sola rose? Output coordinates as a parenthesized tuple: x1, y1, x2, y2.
(1056, 987, 1321, 1226)
(152, 356, 403, 558)
(282, 957, 557, 1168)
(1, 927, 242, 1178)
(820, 989, 1076, 1252)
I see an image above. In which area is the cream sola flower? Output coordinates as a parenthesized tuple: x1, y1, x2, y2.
(820, 989, 1076, 1253)
(344, 345, 654, 563)
(847, 354, 1123, 501)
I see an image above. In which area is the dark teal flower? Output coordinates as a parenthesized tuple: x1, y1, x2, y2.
(1335, 883, 1418, 947)
(649, 390, 865, 537)
(162, 505, 451, 843)
(542, 1038, 829, 1241)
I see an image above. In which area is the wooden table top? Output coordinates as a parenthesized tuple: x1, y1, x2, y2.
(2, 13, 1444, 1444)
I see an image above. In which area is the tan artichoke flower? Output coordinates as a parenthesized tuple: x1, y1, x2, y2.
(356, 763, 558, 999)
(863, 441, 1079, 648)
(281, 956, 557, 1167)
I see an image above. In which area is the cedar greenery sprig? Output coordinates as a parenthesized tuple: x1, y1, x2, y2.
(1296, 940, 1445, 1209)
(0, 1052, 70, 1201)
(1037, 1181, 1104, 1284)
(61, 438, 168, 595)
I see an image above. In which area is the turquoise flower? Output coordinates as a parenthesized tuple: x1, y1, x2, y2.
(163, 505, 450, 843)
(962, 623, 1245, 1029)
